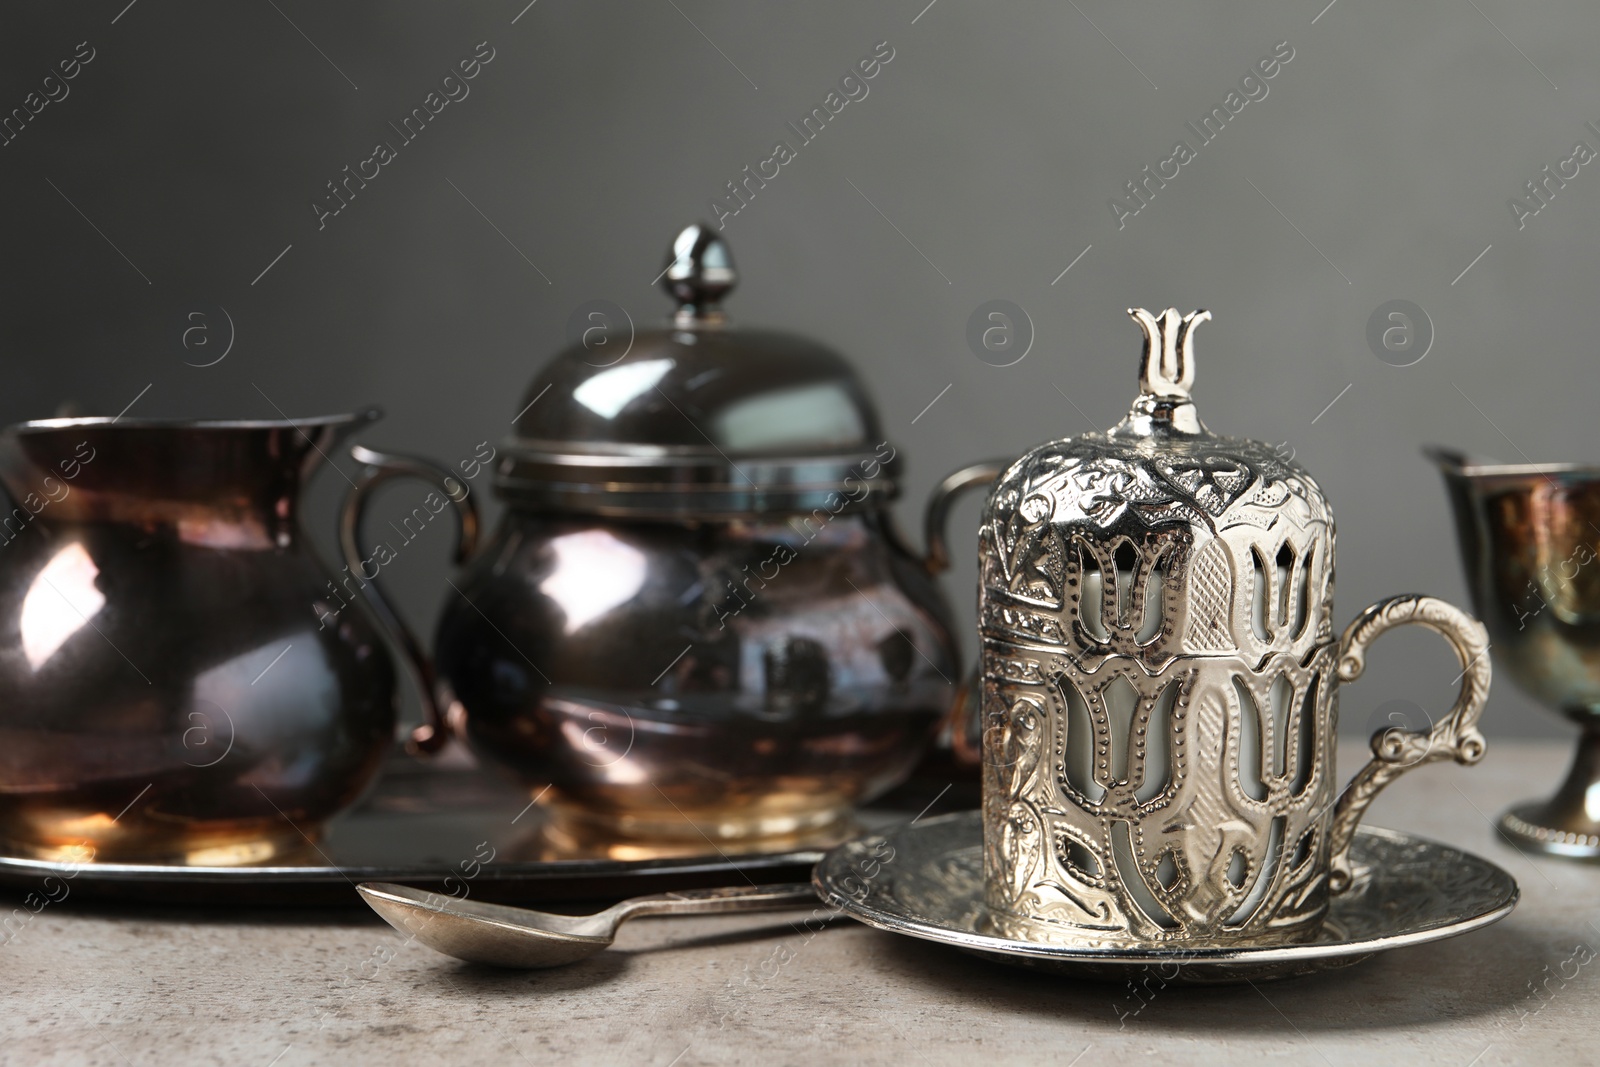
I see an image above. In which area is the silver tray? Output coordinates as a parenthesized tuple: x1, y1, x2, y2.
(813, 811, 1519, 984)
(0, 754, 961, 906)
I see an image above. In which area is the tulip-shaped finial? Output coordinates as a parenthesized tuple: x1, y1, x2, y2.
(1115, 307, 1212, 436)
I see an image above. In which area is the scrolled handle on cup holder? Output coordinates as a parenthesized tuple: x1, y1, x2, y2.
(1326, 594, 1492, 893)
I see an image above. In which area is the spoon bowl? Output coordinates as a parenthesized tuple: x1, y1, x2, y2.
(357, 881, 818, 968)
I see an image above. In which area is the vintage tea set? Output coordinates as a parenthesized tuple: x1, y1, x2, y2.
(5, 223, 1586, 981)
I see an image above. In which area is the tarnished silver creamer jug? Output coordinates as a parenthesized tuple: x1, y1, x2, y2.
(979, 308, 1493, 947)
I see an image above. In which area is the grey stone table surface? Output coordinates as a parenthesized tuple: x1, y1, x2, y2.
(4, 740, 1598, 1067)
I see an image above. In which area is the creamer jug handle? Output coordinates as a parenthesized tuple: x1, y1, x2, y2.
(340, 445, 481, 755)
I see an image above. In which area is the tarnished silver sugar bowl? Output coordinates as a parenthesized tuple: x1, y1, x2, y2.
(346, 225, 993, 846)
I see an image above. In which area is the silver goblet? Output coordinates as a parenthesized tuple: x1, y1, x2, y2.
(1430, 447, 1600, 858)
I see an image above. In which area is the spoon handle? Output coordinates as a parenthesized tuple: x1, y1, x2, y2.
(610, 882, 818, 923)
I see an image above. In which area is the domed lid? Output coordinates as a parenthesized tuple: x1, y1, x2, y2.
(982, 309, 1335, 667)
(497, 224, 898, 518)
(988, 308, 1332, 533)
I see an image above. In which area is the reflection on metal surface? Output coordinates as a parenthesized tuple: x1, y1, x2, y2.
(525, 681, 922, 842)
(813, 811, 1518, 985)
(571, 358, 674, 420)
(714, 382, 866, 451)
(0, 752, 893, 905)
(20, 542, 103, 668)
(185, 839, 279, 866)
(538, 530, 648, 633)
(545, 695, 640, 775)
(535, 805, 861, 862)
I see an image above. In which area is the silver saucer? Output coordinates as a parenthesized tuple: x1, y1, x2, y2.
(813, 811, 1518, 984)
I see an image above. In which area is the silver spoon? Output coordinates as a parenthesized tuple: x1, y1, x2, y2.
(357, 881, 819, 968)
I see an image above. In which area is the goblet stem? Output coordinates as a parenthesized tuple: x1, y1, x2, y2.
(1500, 726, 1600, 859)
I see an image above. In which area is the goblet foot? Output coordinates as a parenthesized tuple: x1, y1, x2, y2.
(1499, 730, 1600, 859)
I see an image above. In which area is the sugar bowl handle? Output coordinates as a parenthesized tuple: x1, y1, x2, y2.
(921, 461, 1004, 765)
(922, 461, 1005, 576)
(1326, 594, 1491, 893)
(340, 445, 481, 755)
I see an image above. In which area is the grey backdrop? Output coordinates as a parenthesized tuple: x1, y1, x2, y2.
(0, 0, 1587, 741)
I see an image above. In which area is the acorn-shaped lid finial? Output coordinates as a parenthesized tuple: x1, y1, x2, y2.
(659, 223, 737, 327)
